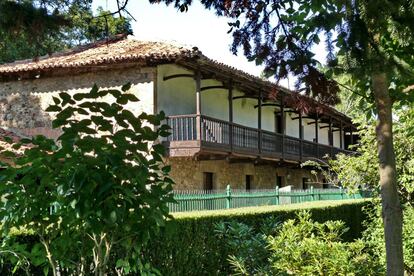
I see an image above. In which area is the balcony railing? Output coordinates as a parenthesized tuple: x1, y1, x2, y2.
(165, 114, 354, 160)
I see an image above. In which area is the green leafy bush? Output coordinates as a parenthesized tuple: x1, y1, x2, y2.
(217, 211, 383, 275)
(0, 84, 173, 275)
(362, 200, 414, 274)
(1, 198, 369, 275)
(143, 199, 370, 275)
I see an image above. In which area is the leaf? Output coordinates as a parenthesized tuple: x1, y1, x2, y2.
(73, 93, 86, 101)
(45, 105, 62, 112)
(90, 84, 99, 96)
(122, 82, 132, 92)
(52, 96, 61, 105)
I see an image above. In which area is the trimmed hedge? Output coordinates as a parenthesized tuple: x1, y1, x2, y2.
(143, 199, 370, 275)
(1, 199, 370, 275)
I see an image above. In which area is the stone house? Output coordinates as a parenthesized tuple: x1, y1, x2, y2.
(0, 35, 358, 190)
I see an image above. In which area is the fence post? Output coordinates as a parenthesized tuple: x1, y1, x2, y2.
(340, 187, 344, 199)
(310, 186, 315, 201)
(226, 184, 232, 209)
(275, 186, 279, 205)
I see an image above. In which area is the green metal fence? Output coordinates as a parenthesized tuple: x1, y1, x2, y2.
(168, 186, 371, 212)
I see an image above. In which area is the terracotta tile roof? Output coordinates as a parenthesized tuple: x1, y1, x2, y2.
(0, 35, 352, 122)
(0, 35, 200, 74)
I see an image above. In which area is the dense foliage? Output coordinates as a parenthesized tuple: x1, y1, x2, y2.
(0, 200, 368, 275)
(330, 104, 414, 204)
(143, 200, 368, 275)
(362, 202, 414, 275)
(361, 202, 414, 274)
(0, 1, 132, 63)
(217, 211, 382, 275)
(0, 84, 173, 275)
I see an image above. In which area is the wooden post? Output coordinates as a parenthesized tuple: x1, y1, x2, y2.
(299, 111, 303, 161)
(228, 81, 233, 151)
(195, 70, 202, 141)
(258, 90, 262, 154)
(281, 95, 285, 158)
(329, 116, 333, 157)
(315, 113, 319, 158)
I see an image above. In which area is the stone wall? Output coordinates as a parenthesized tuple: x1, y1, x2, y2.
(0, 67, 155, 138)
(167, 157, 324, 190)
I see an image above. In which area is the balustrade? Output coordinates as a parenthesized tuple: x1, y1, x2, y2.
(166, 114, 353, 160)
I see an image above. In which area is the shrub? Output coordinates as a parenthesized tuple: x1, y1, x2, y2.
(362, 200, 414, 274)
(0, 84, 173, 275)
(1, 200, 369, 275)
(143, 199, 370, 275)
(217, 211, 383, 275)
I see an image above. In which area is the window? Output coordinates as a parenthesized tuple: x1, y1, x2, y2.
(276, 175, 283, 188)
(302, 178, 309, 190)
(203, 172, 214, 190)
(246, 175, 253, 191)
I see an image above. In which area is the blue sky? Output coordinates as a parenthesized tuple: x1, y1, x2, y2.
(93, 1, 327, 88)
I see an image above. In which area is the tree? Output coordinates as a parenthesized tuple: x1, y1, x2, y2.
(331, 104, 414, 205)
(0, 1, 132, 63)
(150, 1, 414, 274)
(0, 84, 173, 275)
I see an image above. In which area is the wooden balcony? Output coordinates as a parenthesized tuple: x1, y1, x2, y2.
(163, 114, 355, 162)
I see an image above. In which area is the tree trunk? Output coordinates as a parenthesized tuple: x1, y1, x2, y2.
(372, 72, 404, 276)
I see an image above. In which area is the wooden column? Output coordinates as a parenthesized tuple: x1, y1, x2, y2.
(315, 113, 319, 158)
(281, 95, 285, 158)
(228, 81, 233, 152)
(258, 91, 262, 154)
(328, 117, 332, 145)
(299, 112, 303, 161)
(195, 70, 202, 140)
(329, 116, 333, 157)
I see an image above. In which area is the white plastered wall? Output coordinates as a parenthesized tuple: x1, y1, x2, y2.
(157, 64, 270, 130)
(201, 79, 229, 121)
(156, 64, 196, 116)
(318, 125, 329, 145)
(232, 89, 258, 128)
(333, 130, 341, 148)
(303, 117, 316, 142)
(285, 112, 300, 138)
(261, 107, 275, 132)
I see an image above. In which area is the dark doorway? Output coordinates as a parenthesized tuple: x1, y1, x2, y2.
(302, 178, 309, 190)
(323, 179, 329, 189)
(246, 175, 253, 191)
(276, 175, 283, 188)
(203, 172, 214, 190)
(275, 113, 283, 134)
